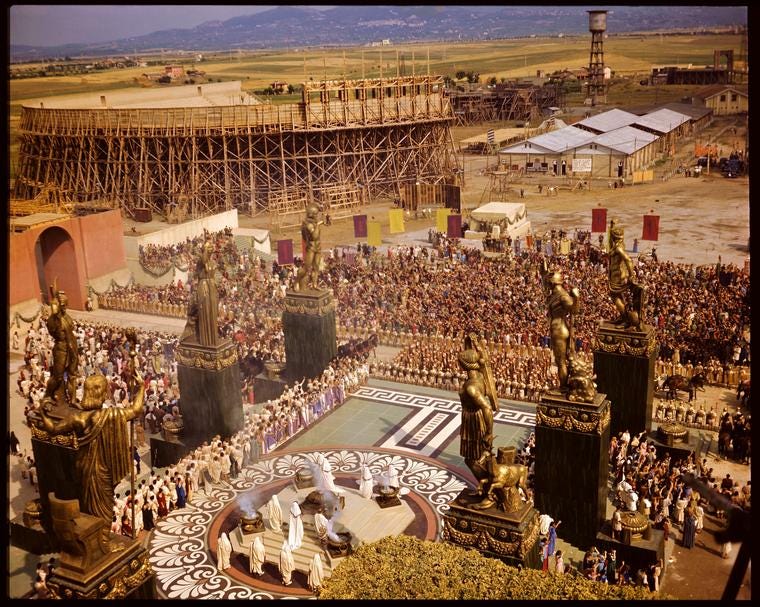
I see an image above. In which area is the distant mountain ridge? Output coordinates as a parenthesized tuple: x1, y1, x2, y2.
(11, 5, 747, 62)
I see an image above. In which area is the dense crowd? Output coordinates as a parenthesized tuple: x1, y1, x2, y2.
(138, 227, 240, 275)
(104, 230, 751, 383)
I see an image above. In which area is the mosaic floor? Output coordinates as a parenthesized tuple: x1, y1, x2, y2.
(146, 380, 535, 598)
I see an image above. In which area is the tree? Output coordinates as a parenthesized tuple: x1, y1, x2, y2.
(488, 76, 498, 86)
(318, 535, 667, 600)
(455, 70, 467, 80)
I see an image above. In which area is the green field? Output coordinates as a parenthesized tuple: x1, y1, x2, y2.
(8, 33, 744, 180)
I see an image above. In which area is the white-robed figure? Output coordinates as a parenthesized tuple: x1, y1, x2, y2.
(358, 464, 374, 500)
(321, 456, 344, 494)
(249, 535, 266, 575)
(288, 500, 304, 550)
(217, 531, 232, 571)
(384, 464, 400, 489)
(267, 494, 283, 532)
(308, 552, 325, 591)
(279, 539, 295, 586)
(313, 511, 329, 541)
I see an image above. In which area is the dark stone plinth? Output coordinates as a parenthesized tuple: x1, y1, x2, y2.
(595, 526, 666, 588)
(593, 322, 658, 438)
(149, 435, 192, 469)
(47, 537, 156, 600)
(442, 489, 541, 570)
(282, 289, 337, 380)
(176, 338, 243, 447)
(534, 391, 611, 547)
(30, 428, 80, 542)
(294, 468, 315, 490)
(253, 372, 288, 403)
(376, 495, 403, 509)
(9, 513, 55, 554)
(646, 424, 703, 463)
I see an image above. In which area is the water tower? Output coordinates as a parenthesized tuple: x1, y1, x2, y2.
(586, 10, 608, 105)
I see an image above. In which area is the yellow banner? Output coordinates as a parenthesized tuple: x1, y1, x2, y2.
(367, 221, 382, 247)
(436, 207, 451, 232)
(560, 239, 571, 255)
(389, 208, 405, 234)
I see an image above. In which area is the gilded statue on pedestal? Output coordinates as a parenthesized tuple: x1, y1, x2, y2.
(608, 221, 645, 331)
(539, 261, 580, 390)
(181, 239, 219, 346)
(34, 329, 145, 548)
(457, 334, 528, 512)
(295, 204, 324, 291)
(44, 283, 79, 405)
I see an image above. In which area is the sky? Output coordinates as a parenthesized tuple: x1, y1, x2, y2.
(9, 5, 332, 47)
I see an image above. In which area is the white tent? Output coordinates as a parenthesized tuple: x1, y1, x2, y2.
(466, 202, 531, 239)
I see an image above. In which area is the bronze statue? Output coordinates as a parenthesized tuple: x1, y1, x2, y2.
(540, 261, 580, 390)
(608, 221, 645, 330)
(34, 330, 145, 544)
(181, 240, 219, 346)
(566, 357, 597, 403)
(44, 284, 79, 405)
(470, 447, 528, 512)
(295, 204, 324, 291)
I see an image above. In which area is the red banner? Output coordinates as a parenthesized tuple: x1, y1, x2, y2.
(277, 239, 294, 265)
(353, 214, 368, 238)
(642, 215, 660, 241)
(447, 214, 462, 238)
(591, 207, 607, 233)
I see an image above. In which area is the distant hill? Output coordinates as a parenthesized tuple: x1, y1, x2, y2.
(10, 5, 747, 62)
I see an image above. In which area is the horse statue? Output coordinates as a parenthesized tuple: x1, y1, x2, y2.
(467, 447, 528, 513)
(663, 373, 706, 401)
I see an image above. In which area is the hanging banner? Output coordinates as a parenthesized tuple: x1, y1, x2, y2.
(436, 207, 452, 233)
(560, 239, 571, 255)
(642, 214, 660, 241)
(446, 214, 462, 238)
(353, 214, 368, 238)
(526, 234, 533, 249)
(367, 221, 382, 247)
(591, 207, 607, 233)
(388, 208, 405, 234)
(277, 239, 294, 265)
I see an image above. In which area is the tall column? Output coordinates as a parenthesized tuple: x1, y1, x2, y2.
(534, 391, 611, 547)
(282, 289, 337, 380)
(593, 321, 658, 438)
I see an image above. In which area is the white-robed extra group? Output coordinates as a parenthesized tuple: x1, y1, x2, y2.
(249, 535, 266, 575)
(217, 531, 232, 571)
(288, 500, 304, 550)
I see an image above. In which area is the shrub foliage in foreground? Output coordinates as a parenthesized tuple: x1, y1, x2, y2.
(317, 535, 667, 600)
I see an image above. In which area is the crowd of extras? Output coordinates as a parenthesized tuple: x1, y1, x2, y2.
(12, 313, 374, 541)
(97, 227, 750, 406)
(514, 421, 751, 592)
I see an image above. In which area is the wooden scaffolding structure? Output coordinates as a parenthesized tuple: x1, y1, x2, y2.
(450, 83, 563, 126)
(13, 76, 459, 219)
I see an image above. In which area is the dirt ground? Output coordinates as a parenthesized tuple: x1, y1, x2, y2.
(241, 115, 749, 269)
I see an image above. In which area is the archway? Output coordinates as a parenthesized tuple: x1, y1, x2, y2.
(36, 226, 83, 310)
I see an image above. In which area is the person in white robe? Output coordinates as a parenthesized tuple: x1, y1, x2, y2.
(209, 456, 222, 485)
(288, 500, 304, 550)
(216, 531, 232, 571)
(249, 535, 266, 575)
(279, 540, 295, 586)
(313, 511, 329, 541)
(321, 457, 344, 494)
(385, 465, 400, 489)
(358, 464, 374, 500)
(308, 552, 325, 591)
(267, 494, 283, 532)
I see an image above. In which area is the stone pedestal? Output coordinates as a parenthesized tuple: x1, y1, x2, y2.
(282, 289, 337, 380)
(30, 420, 82, 542)
(176, 337, 243, 447)
(442, 489, 541, 570)
(534, 391, 611, 547)
(646, 424, 703, 464)
(46, 536, 156, 600)
(253, 372, 288, 404)
(593, 322, 658, 438)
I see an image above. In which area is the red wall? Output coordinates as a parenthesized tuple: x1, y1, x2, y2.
(78, 209, 127, 278)
(9, 210, 126, 311)
(9, 231, 41, 304)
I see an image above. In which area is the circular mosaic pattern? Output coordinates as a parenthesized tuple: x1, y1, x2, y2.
(147, 447, 468, 599)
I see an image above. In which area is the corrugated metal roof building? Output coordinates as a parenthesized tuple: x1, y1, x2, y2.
(499, 126, 596, 175)
(574, 108, 640, 134)
(633, 108, 691, 154)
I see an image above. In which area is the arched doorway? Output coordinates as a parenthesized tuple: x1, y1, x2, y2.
(36, 226, 84, 310)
